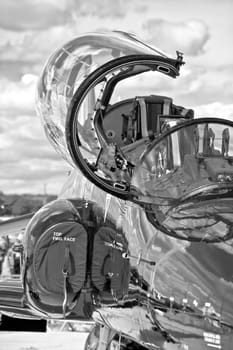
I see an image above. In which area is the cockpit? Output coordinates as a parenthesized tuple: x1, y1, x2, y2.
(102, 95, 193, 147)
(94, 93, 194, 188)
(36, 31, 233, 242)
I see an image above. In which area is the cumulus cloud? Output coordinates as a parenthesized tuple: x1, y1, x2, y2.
(111, 62, 233, 116)
(174, 64, 233, 106)
(143, 19, 210, 56)
(0, 60, 38, 81)
(0, 113, 69, 194)
(111, 65, 205, 103)
(0, 0, 128, 33)
(0, 28, 25, 46)
(0, 28, 64, 64)
(0, 158, 67, 181)
(195, 102, 233, 120)
(0, 0, 75, 31)
(0, 24, 91, 66)
(0, 114, 57, 157)
(75, 0, 127, 18)
(0, 77, 37, 113)
(0, 162, 69, 194)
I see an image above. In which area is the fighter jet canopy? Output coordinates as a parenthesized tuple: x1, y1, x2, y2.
(36, 31, 233, 242)
(36, 30, 183, 191)
(36, 31, 182, 162)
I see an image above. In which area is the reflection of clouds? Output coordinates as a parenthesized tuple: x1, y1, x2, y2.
(153, 244, 233, 326)
(132, 121, 233, 242)
(94, 307, 141, 338)
(154, 250, 208, 303)
(213, 240, 233, 255)
(198, 123, 233, 156)
(164, 198, 233, 242)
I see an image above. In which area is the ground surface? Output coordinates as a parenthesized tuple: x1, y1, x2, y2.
(0, 331, 88, 350)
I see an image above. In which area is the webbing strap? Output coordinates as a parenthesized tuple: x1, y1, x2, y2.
(62, 244, 70, 318)
(163, 98, 171, 115)
(137, 98, 148, 138)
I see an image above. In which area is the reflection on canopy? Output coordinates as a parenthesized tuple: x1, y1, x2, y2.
(131, 119, 233, 242)
(132, 120, 233, 199)
(35, 31, 233, 243)
(36, 31, 171, 164)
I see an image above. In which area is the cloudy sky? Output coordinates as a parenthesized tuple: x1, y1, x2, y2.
(0, 0, 233, 194)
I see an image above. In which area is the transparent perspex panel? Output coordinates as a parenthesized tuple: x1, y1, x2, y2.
(131, 119, 233, 241)
(36, 31, 170, 164)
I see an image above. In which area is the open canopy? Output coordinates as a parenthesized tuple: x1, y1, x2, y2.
(133, 118, 233, 242)
(35, 31, 233, 242)
(36, 31, 183, 166)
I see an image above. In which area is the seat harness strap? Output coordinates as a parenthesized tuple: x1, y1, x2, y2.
(62, 244, 70, 318)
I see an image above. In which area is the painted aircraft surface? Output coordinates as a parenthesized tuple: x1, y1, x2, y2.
(1, 31, 233, 349)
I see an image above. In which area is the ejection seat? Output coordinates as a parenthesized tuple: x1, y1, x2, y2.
(119, 95, 194, 146)
(99, 95, 194, 186)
